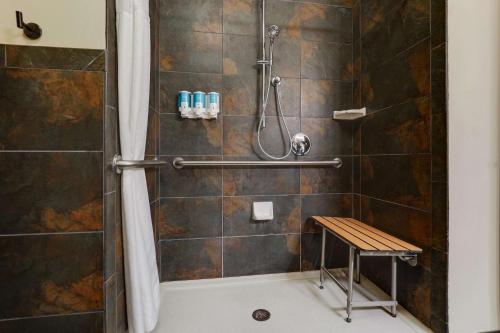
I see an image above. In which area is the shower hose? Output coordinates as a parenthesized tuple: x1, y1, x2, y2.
(257, 43, 293, 160)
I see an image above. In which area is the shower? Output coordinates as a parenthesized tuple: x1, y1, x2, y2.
(257, 0, 311, 159)
(267, 24, 280, 42)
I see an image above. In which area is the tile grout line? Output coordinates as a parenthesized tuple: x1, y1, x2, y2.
(298, 16, 303, 272)
(159, 192, 354, 200)
(0, 231, 104, 238)
(358, 0, 362, 220)
(428, 1, 437, 308)
(350, 1, 355, 219)
(0, 150, 104, 153)
(160, 233, 303, 242)
(102, 47, 108, 294)
(364, 36, 430, 72)
(160, 69, 353, 84)
(270, 0, 354, 9)
(351, 152, 432, 157)
(0, 311, 104, 323)
(359, 194, 432, 214)
(221, 0, 225, 279)
(362, 96, 432, 119)
(3, 64, 106, 73)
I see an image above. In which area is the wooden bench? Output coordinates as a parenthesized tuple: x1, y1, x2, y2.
(312, 216, 422, 323)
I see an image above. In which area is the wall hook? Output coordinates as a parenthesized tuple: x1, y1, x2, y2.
(16, 11, 42, 40)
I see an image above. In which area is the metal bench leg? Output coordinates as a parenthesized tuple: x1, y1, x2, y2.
(319, 227, 326, 289)
(391, 256, 397, 317)
(346, 246, 354, 323)
(355, 251, 361, 284)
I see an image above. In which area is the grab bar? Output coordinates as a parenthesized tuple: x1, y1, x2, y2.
(113, 155, 343, 173)
(113, 155, 167, 174)
(172, 157, 343, 169)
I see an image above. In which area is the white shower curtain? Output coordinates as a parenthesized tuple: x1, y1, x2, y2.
(116, 0, 160, 332)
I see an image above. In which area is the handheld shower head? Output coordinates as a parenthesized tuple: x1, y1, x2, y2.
(267, 25, 280, 43)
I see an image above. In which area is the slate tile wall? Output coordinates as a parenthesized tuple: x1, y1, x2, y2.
(158, 0, 355, 281)
(0, 42, 106, 331)
(353, 0, 448, 331)
(103, 0, 128, 331)
(155, 1, 448, 331)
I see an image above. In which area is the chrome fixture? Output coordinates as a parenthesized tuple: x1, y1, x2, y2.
(291, 133, 311, 156)
(257, 1, 310, 160)
(267, 25, 280, 42)
(112, 155, 167, 174)
(271, 76, 281, 86)
(113, 155, 343, 173)
(172, 157, 343, 169)
(399, 254, 418, 267)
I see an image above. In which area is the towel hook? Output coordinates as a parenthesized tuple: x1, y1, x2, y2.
(16, 11, 42, 40)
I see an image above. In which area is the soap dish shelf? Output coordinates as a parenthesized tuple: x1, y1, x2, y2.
(333, 108, 366, 121)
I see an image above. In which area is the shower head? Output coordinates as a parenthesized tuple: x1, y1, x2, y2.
(267, 25, 280, 43)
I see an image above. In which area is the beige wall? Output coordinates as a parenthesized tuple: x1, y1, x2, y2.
(448, 0, 500, 332)
(0, 0, 105, 49)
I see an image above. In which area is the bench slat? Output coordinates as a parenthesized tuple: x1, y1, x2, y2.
(312, 216, 377, 251)
(330, 217, 409, 251)
(323, 217, 394, 251)
(344, 218, 422, 252)
(312, 216, 422, 253)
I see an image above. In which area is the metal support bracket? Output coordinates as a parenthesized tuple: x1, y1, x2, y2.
(399, 254, 418, 267)
(317, 226, 410, 323)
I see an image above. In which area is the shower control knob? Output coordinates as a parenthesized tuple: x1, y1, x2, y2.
(271, 76, 281, 86)
(291, 133, 311, 156)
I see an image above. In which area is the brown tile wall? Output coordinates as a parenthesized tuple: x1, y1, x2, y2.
(353, 0, 447, 331)
(103, 0, 128, 331)
(0, 1, 134, 331)
(104, 1, 123, 332)
(0, 41, 107, 331)
(157, 0, 355, 281)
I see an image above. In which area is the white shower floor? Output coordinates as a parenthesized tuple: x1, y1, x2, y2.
(152, 270, 431, 333)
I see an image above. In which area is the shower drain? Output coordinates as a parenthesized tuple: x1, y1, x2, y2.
(252, 309, 271, 321)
